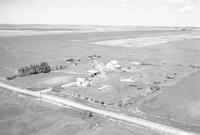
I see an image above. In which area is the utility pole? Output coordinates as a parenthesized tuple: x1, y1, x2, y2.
(40, 91, 41, 103)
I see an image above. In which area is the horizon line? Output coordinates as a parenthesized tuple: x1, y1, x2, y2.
(0, 23, 199, 28)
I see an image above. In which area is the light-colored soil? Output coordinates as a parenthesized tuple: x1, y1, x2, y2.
(0, 25, 132, 37)
(94, 32, 200, 48)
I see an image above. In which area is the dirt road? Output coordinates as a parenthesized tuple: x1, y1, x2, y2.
(0, 82, 198, 135)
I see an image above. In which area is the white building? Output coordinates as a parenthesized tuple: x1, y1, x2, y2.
(76, 78, 91, 87)
(130, 61, 141, 65)
(106, 60, 122, 70)
(114, 64, 122, 69)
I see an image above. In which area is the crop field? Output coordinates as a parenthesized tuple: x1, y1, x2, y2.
(0, 26, 200, 134)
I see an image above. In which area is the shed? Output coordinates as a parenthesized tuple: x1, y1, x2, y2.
(87, 70, 100, 77)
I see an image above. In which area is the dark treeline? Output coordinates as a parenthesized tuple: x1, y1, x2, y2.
(52, 65, 67, 70)
(18, 62, 51, 76)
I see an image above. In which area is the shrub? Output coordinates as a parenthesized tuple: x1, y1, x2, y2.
(101, 101, 105, 105)
(94, 100, 99, 103)
(6, 75, 18, 80)
(52, 65, 67, 71)
(150, 85, 160, 92)
(52, 86, 63, 92)
(89, 112, 93, 117)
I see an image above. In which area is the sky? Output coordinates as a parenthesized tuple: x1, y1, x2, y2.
(0, 0, 199, 27)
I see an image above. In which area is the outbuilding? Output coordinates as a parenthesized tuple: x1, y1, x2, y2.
(66, 58, 74, 63)
(87, 70, 100, 77)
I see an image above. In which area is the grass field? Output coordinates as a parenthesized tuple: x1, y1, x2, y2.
(140, 72, 200, 127)
(0, 88, 162, 135)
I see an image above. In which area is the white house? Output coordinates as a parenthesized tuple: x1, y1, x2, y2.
(106, 60, 122, 70)
(76, 78, 91, 87)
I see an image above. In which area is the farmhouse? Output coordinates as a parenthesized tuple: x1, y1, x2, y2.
(106, 60, 122, 70)
(76, 78, 91, 87)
